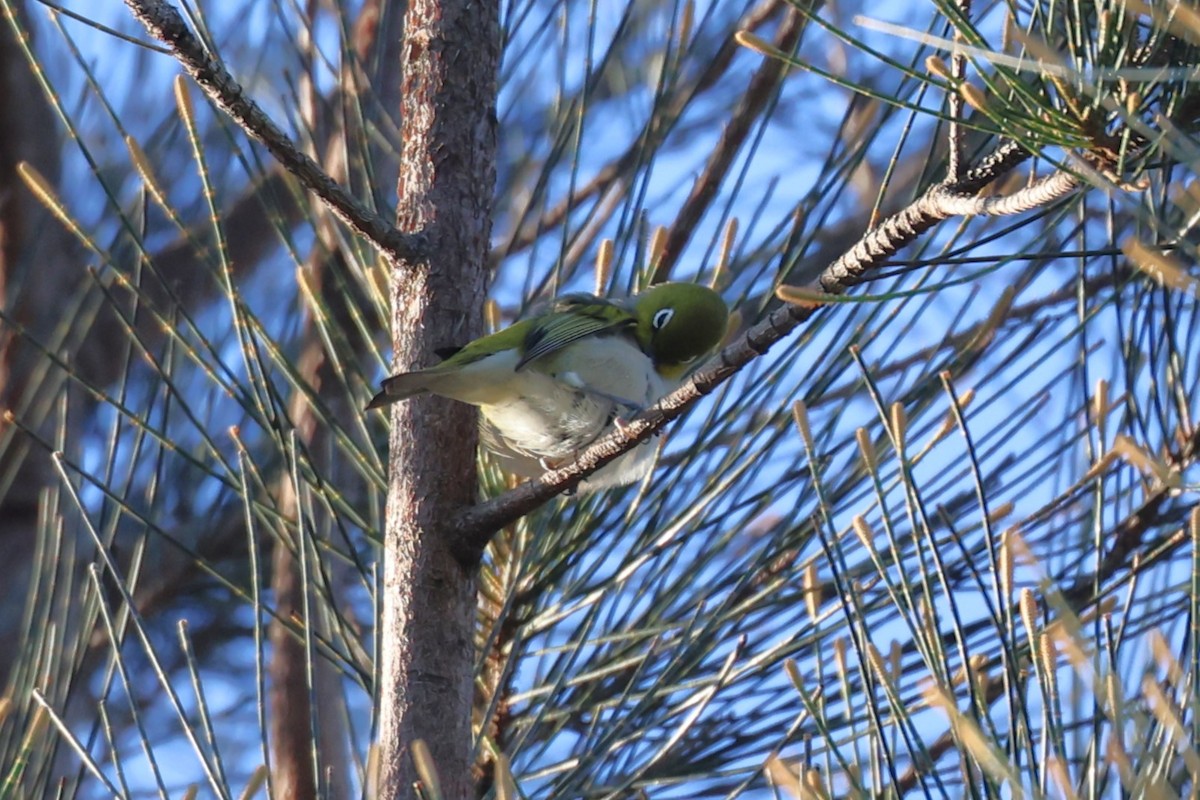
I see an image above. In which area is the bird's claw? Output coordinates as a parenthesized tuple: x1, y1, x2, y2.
(613, 416, 665, 443)
(538, 456, 578, 495)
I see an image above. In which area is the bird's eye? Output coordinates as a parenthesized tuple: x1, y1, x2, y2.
(652, 308, 675, 330)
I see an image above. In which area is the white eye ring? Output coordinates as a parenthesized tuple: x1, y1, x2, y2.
(652, 308, 675, 330)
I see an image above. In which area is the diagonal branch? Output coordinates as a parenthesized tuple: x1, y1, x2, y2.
(121, 0, 425, 266)
(453, 140, 1047, 558)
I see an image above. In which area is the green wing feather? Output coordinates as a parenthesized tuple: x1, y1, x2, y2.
(366, 294, 635, 410)
(365, 321, 534, 409)
(421, 293, 633, 371)
(515, 295, 635, 370)
(430, 319, 534, 368)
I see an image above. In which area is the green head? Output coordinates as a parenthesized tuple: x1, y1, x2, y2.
(633, 282, 729, 379)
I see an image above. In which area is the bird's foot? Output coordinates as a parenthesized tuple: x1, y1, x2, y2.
(538, 456, 577, 495)
(611, 415, 664, 444)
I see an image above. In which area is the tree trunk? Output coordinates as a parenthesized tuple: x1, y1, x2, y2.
(376, 2, 499, 798)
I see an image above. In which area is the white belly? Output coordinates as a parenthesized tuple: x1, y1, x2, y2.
(479, 336, 673, 488)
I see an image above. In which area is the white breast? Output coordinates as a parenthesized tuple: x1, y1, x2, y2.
(479, 336, 674, 488)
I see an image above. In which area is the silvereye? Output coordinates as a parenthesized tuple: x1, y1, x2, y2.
(367, 282, 729, 490)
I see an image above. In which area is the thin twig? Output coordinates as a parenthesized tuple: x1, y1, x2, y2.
(121, 0, 425, 266)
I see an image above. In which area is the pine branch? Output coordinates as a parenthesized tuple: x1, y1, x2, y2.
(121, 0, 425, 266)
(453, 139, 1054, 556)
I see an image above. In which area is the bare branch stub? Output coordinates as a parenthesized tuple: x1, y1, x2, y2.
(946, 0, 971, 181)
(121, 0, 425, 265)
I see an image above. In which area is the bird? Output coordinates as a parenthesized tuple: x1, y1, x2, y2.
(367, 282, 729, 490)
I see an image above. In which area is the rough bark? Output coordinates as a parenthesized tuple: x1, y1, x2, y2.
(376, 1, 499, 798)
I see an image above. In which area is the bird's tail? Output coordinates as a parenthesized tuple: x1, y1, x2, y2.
(365, 373, 430, 410)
